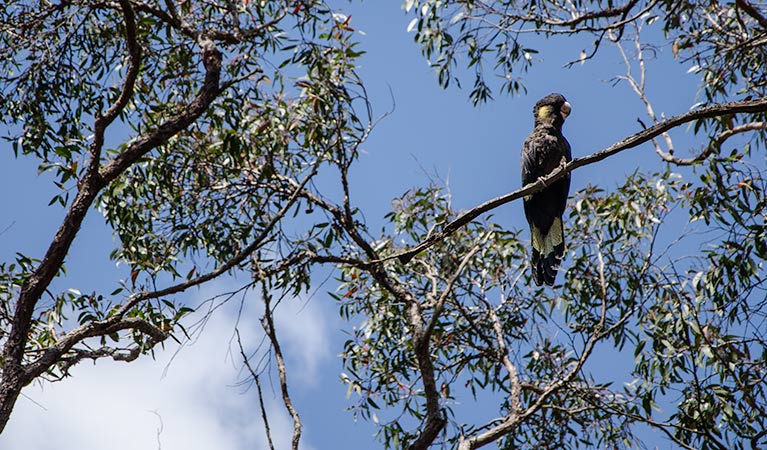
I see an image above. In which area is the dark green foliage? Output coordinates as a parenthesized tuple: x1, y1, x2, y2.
(338, 169, 766, 449)
(0, 0, 369, 380)
(2, 1, 767, 449)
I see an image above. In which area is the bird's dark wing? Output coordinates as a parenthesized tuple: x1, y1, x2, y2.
(520, 130, 544, 187)
(521, 128, 569, 234)
(554, 135, 572, 217)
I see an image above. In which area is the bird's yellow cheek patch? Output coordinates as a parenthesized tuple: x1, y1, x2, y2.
(536, 105, 553, 120)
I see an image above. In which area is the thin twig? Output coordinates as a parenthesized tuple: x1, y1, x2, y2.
(236, 328, 276, 450)
(260, 283, 302, 450)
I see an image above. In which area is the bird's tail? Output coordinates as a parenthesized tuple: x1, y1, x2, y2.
(530, 217, 565, 286)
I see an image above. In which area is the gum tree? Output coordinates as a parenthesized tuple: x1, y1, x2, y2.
(1, 1, 767, 450)
(0, 0, 371, 435)
(329, 1, 767, 449)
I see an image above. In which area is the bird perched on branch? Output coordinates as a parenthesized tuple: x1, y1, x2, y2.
(521, 93, 572, 286)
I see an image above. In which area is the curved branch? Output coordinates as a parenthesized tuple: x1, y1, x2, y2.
(100, 34, 222, 182)
(477, 0, 643, 29)
(32, 317, 168, 378)
(458, 258, 611, 450)
(89, 0, 142, 172)
(395, 96, 767, 264)
(656, 121, 767, 165)
(424, 237, 485, 340)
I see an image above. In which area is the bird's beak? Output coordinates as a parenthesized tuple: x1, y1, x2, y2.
(560, 101, 571, 120)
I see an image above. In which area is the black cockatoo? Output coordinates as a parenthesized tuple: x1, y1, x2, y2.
(521, 93, 572, 286)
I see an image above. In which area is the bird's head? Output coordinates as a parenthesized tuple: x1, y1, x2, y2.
(533, 93, 571, 128)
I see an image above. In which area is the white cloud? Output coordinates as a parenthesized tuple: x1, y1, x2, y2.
(0, 280, 331, 450)
(273, 296, 334, 385)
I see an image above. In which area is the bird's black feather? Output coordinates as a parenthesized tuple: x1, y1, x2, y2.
(521, 93, 572, 286)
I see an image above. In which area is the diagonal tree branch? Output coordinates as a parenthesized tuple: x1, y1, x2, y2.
(99, 33, 222, 183)
(25, 162, 321, 383)
(0, 27, 224, 433)
(423, 237, 485, 340)
(395, 96, 767, 264)
(656, 121, 767, 165)
(736, 0, 767, 29)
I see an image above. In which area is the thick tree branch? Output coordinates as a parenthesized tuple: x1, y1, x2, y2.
(395, 96, 767, 264)
(736, 0, 767, 29)
(100, 34, 222, 182)
(0, 30, 223, 433)
(407, 297, 447, 450)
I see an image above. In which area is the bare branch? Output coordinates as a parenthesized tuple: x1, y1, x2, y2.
(236, 329, 275, 450)
(657, 121, 767, 165)
(260, 285, 301, 450)
(612, 25, 676, 157)
(423, 237, 486, 340)
(485, 293, 521, 419)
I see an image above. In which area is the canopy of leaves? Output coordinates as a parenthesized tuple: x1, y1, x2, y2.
(0, 0, 370, 384)
(405, 0, 767, 105)
(0, 1, 766, 449)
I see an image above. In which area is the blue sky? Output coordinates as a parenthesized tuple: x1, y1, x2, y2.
(0, 2, 707, 449)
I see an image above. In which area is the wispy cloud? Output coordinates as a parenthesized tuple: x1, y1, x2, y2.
(0, 279, 331, 450)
